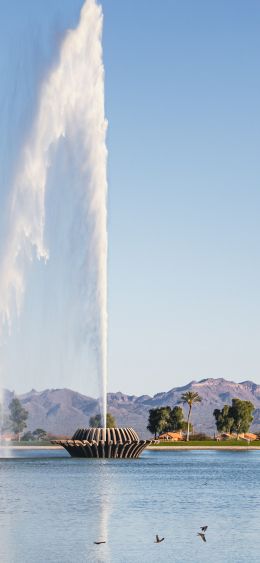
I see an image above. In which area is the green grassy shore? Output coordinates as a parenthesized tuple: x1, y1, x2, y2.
(1, 440, 260, 449)
(152, 440, 260, 447)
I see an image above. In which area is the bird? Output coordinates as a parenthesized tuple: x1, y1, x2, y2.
(197, 533, 206, 543)
(155, 535, 165, 543)
(94, 541, 106, 545)
(200, 526, 208, 533)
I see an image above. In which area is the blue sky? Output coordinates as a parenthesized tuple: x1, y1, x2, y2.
(0, 0, 260, 396)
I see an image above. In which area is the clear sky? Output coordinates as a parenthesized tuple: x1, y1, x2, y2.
(0, 0, 260, 397)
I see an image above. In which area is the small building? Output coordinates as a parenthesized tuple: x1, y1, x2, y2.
(1, 433, 16, 442)
(216, 432, 258, 442)
(238, 432, 257, 442)
(159, 431, 183, 441)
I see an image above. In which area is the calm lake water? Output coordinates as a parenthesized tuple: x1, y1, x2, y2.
(0, 449, 259, 562)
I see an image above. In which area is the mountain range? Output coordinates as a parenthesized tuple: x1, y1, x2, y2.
(3, 378, 260, 437)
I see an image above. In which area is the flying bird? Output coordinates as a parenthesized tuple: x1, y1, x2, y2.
(200, 526, 208, 533)
(94, 541, 106, 545)
(197, 533, 206, 543)
(155, 535, 165, 543)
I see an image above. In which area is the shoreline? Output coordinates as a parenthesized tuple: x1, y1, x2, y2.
(0, 444, 260, 451)
(148, 445, 260, 450)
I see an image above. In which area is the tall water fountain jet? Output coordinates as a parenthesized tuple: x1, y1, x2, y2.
(0, 0, 107, 426)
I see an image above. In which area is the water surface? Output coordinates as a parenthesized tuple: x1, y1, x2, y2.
(0, 449, 259, 562)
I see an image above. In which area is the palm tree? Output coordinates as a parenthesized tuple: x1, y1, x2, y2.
(181, 391, 202, 441)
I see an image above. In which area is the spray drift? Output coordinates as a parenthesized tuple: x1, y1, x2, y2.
(0, 0, 108, 425)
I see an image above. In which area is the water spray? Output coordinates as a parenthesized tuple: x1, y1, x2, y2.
(0, 0, 108, 425)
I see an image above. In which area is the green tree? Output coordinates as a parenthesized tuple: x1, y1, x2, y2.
(213, 404, 234, 434)
(21, 429, 47, 442)
(0, 403, 10, 436)
(32, 428, 48, 441)
(229, 398, 254, 437)
(22, 431, 34, 442)
(89, 413, 117, 428)
(181, 391, 202, 441)
(166, 406, 185, 432)
(181, 420, 193, 433)
(147, 407, 171, 438)
(214, 399, 254, 438)
(8, 398, 28, 441)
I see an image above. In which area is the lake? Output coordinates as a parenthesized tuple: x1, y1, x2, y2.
(0, 449, 259, 562)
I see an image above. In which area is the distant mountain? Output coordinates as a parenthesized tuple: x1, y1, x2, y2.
(3, 378, 260, 437)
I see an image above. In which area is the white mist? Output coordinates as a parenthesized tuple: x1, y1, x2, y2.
(0, 0, 108, 426)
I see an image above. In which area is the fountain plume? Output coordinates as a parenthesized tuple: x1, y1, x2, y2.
(0, 0, 108, 426)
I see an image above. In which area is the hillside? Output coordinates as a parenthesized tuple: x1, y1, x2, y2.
(3, 378, 260, 437)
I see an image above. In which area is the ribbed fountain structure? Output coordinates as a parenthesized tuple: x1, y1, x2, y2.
(52, 427, 152, 458)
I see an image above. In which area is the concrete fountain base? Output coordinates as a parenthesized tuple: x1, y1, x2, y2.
(52, 427, 151, 458)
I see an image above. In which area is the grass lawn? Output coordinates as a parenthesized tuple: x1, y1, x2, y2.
(3, 440, 260, 448)
(153, 440, 260, 447)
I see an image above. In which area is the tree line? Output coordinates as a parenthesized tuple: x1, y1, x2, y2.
(1, 394, 255, 443)
(1, 399, 118, 442)
(213, 399, 254, 436)
(147, 392, 255, 441)
(147, 391, 201, 439)
(1, 398, 47, 442)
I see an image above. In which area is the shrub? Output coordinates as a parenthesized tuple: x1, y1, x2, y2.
(189, 433, 212, 441)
